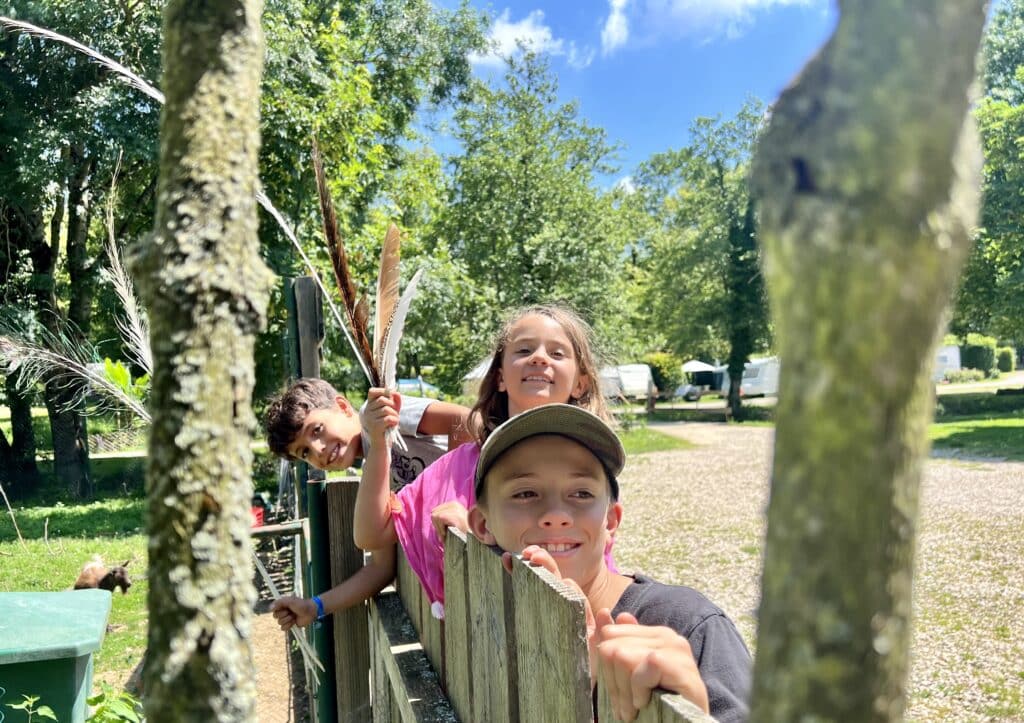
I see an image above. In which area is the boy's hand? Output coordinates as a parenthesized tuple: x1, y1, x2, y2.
(594, 610, 709, 722)
(430, 501, 469, 541)
(361, 388, 401, 445)
(271, 596, 318, 632)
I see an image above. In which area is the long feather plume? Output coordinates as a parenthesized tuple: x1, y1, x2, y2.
(374, 224, 401, 359)
(101, 152, 152, 375)
(378, 268, 425, 390)
(0, 322, 151, 423)
(312, 140, 377, 383)
(0, 16, 377, 387)
(0, 17, 164, 104)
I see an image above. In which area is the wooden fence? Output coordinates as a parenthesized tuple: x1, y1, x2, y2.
(324, 479, 711, 723)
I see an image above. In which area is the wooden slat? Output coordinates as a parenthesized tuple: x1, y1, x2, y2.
(511, 557, 591, 723)
(368, 590, 458, 722)
(419, 587, 444, 681)
(657, 694, 717, 722)
(466, 533, 518, 723)
(597, 684, 717, 723)
(326, 478, 371, 722)
(396, 547, 423, 637)
(370, 606, 393, 723)
(443, 528, 473, 722)
(250, 518, 305, 538)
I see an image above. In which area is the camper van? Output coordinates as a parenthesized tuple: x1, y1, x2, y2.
(739, 357, 781, 397)
(600, 364, 656, 400)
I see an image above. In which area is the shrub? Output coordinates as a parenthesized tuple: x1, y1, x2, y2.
(934, 392, 1024, 418)
(944, 368, 986, 384)
(997, 346, 1017, 373)
(642, 352, 683, 398)
(960, 333, 997, 374)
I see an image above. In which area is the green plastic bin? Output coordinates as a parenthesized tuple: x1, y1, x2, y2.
(0, 590, 112, 723)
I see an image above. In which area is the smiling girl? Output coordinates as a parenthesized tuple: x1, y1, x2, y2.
(352, 303, 612, 614)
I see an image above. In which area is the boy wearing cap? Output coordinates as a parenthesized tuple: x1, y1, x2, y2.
(467, 404, 751, 723)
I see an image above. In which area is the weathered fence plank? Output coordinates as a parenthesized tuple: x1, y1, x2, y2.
(511, 557, 591, 722)
(443, 528, 473, 722)
(326, 477, 371, 722)
(466, 532, 518, 723)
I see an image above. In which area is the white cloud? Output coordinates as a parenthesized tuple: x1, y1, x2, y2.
(471, 9, 595, 70)
(634, 0, 822, 43)
(602, 0, 631, 55)
(614, 175, 637, 194)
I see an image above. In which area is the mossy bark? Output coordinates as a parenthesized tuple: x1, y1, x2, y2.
(132, 0, 273, 719)
(750, 2, 985, 720)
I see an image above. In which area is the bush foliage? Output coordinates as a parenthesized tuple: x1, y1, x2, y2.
(642, 352, 684, 398)
(944, 368, 987, 384)
(960, 333, 998, 374)
(997, 346, 1017, 373)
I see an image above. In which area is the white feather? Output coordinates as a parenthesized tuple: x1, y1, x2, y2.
(378, 268, 424, 450)
(380, 268, 424, 390)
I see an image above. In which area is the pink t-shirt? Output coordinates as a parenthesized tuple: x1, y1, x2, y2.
(394, 442, 480, 610)
(393, 441, 619, 614)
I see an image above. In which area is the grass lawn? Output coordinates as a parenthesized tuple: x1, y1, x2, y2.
(618, 426, 695, 454)
(0, 497, 148, 689)
(928, 414, 1024, 460)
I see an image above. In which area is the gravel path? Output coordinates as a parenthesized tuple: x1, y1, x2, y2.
(613, 422, 1024, 721)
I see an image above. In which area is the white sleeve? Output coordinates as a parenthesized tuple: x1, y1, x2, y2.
(398, 395, 433, 438)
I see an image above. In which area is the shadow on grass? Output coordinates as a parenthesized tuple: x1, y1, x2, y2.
(1, 496, 145, 543)
(930, 426, 1024, 461)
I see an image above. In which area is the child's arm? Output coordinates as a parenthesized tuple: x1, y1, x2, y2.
(593, 611, 709, 723)
(270, 545, 397, 631)
(353, 388, 401, 551)
(415, 399, 474, 450)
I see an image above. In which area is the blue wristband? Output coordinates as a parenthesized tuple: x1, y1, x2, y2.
(312, 595, 325, 620)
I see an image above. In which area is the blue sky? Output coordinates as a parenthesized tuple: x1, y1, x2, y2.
(452, 0, 839, 186)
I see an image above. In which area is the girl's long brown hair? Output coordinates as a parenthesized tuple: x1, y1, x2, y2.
(469, 303, 610, 444)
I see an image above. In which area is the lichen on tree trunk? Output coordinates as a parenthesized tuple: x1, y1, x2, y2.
(131, 0, 273, 719)
(750, 2, 986, 720)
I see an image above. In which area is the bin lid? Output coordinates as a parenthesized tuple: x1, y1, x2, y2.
(0, 590, 112, 664)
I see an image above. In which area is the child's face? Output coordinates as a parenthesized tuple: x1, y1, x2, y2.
(285, 397, 364, 471)
(469, 434, 621, 587)
(498, 314, 589, 416)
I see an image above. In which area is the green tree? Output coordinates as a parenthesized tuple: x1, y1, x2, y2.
(952, 0, 1024, 344)
(1, 0, 164, 496)
(133, 0, 272, 715)
(432, 51, 633, 380)
(634, 101, 769, 418)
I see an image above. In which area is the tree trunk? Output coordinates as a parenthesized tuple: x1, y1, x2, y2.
(4, 355, 41, 499)
(749, 2, 986, 720)
(132, 0, 272, 719)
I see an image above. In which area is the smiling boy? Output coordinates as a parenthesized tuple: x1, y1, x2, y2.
(264, 378, 470, 631)
(467, 404, 751, 722)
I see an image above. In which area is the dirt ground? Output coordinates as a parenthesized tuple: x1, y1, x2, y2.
(253, 603, 305, 722)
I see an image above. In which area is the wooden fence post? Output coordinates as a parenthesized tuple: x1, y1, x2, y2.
(326, 478, 371, 721)
(750, 1, 986, 719)
(284, 275, 337, 721)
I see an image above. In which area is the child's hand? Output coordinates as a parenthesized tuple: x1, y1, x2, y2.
(271, 596, 317, 632)
(430, 501, 469, 541)
(594, 610, 709, 722)
(361, 388, 401, 445)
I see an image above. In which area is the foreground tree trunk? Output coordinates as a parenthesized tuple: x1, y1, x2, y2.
(133, 0, 272, 719)
(750, 2, 986, 720)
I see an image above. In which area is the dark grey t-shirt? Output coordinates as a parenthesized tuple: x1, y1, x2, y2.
(612, 574, 751, 722)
